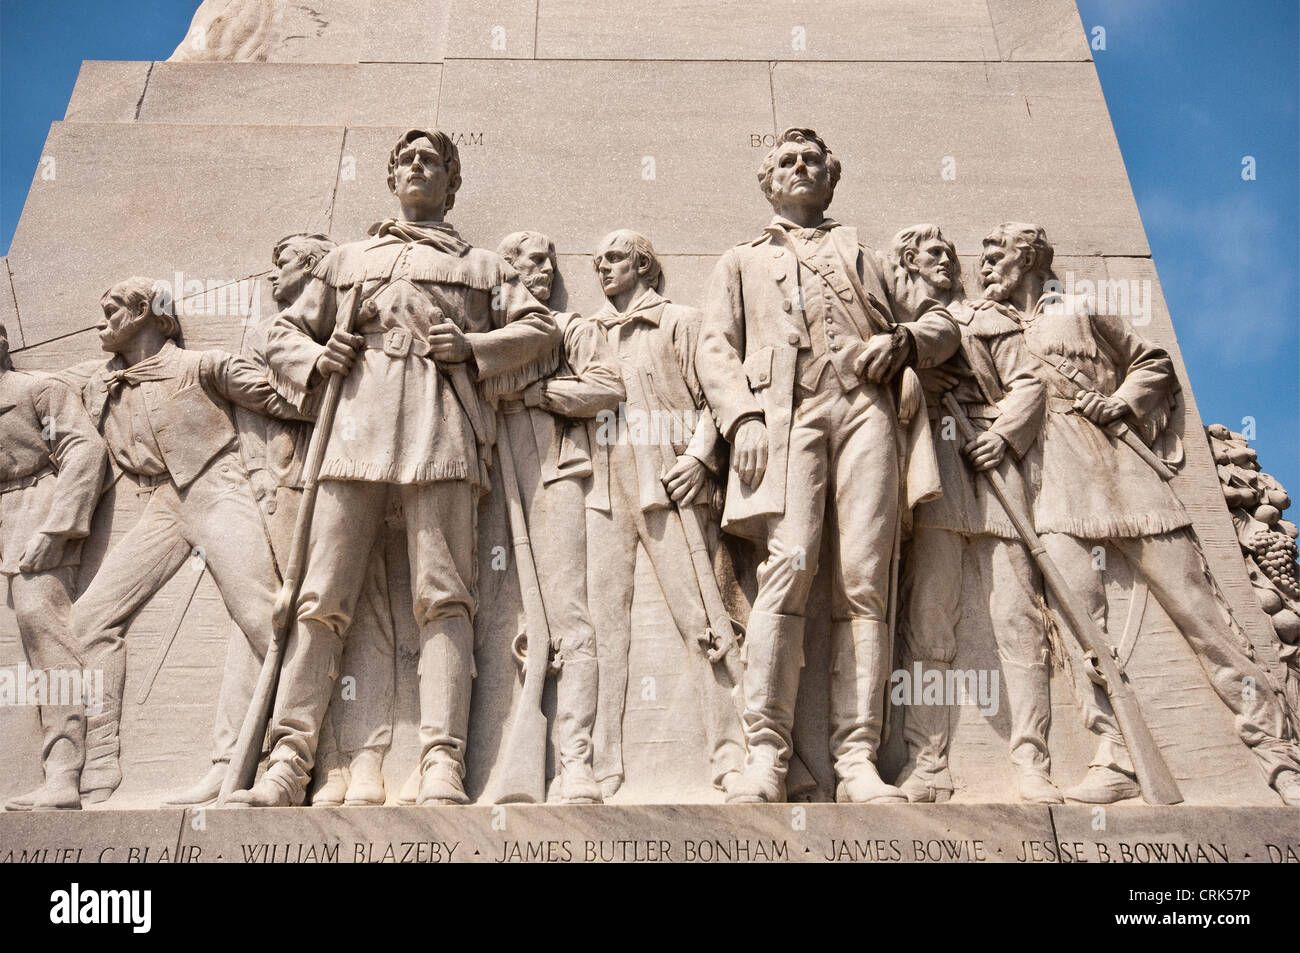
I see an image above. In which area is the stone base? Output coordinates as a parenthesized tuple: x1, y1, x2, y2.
(2, 804, 1296, 864)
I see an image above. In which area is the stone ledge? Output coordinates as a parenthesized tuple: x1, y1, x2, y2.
(2, 805, 1295, 864)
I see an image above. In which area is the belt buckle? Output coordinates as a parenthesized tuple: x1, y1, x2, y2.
(383, 326, 412, 358)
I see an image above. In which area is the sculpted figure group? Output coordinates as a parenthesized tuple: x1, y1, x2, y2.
(5, 127, 1299, 811)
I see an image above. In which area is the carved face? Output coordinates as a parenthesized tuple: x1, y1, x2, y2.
(508, 235, 555, 304)
(593, 235, 639, 300)
(978, 238, 1025, 302)
(909, 237, 958, 295)
(767, 138, 833, 214)
(97, 290, 151, 353)
(391, 135, 451, 216)
(271, 242, 318, 306)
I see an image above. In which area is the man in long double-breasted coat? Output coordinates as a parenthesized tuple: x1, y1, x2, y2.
(698, 128, 960, 803)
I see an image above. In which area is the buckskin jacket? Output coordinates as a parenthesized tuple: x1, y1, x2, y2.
(265, 220, 561, 489)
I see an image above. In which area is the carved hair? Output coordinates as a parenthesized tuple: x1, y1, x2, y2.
(0, 323, 10, 371)
(758, 127, 842, 204)
(103, 276, 181, 340)
(593, 229, 663, 292)
(387, 128, 462, 212)
(497, 230, 556, 267)
(272, 233, 336, 268)
(982, 222, 1055, 283)
(889, 223, 962, 296)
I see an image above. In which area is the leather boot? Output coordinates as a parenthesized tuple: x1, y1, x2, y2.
(897, 659, 954, 803)
(1066, 736, 1138, 803)
(309, 749, 349, 807)
(5, 704, 85, 812)
(1001, 657, 1062, 804)
(162, 762, 227, 808)
(726, 611, 805, 804)
(831, 619, 906, 803)
(344, 747, 386, 806)
(226, 765, 300, 808)
(1274, 769, 1300, 806)
(416, 618, 474, 806)
(554, 656, 601, 804)
(80, 710, 122, 804)
(261, 617, 346, 804)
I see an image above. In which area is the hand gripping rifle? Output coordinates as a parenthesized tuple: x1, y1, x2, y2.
(217, 286, 363, 805)
(941, 393, 1183, 805)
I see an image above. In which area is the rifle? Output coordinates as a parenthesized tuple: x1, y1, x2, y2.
(217, 286, 361, 805)
(628, 366, 742, 668)
(136, 562, 205, 705)
(488, 411, 551, 804)
(941, 393, 1183, 805)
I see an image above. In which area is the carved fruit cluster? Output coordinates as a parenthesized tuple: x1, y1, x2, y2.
(1206, 423, 1300, 647)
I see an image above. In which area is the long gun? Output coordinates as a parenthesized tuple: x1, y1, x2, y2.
(489, 412, 552, 804)
(942, 393, 1183, 805)
(217, 287, 362, 805)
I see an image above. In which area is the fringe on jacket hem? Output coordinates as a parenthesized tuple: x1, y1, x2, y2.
(1035, 511, 1191, 539)
(321, 459, 473, 485)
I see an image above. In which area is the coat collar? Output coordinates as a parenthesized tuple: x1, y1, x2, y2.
(365, 219, 471, 257)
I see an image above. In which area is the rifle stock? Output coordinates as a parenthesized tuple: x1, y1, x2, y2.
(490, 415, 551, 804)
(941, 394, 1182, 805)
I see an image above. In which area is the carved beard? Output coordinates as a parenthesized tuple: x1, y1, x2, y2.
(981, 262, 1023, 302)
(521, 273, 552, 304)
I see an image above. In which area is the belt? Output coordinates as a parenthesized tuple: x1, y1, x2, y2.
(1047, 396, 1079, 413)
(362, 327, 434, 360)
(497, 397, 527, 415)
(0, 466, 52, 495)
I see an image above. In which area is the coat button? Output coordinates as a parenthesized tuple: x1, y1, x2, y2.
(786, 331, 800, 345)
(829, 344, 842, 353)
(782, 300, 792, 313)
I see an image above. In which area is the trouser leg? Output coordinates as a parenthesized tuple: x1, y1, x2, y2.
(70, 486, 190, 797)
(263, 480, 384, 801)
(186, 457, 281, 767)
(402, 480, 478, 801)
(899, 526, 961, 798)
(638, 504, 745, 788)
(827, 386, 899, 790)
(8, 569, 85, 808)
(981, 536, 1054, 772)
(586, 486, 637, 788)
(1120, 530, 1300, 784)
(732, 397, 828, 801)
(1040, 531, 1130, 772)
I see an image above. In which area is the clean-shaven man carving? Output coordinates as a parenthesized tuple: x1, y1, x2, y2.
(698, 129, 960, 803)
(68, 277, 302, 805)
(0, 324, 107, 812)
(231, 129, 561, 807)
(587, 229, 746, 800)
(890, 224, 1055, 804)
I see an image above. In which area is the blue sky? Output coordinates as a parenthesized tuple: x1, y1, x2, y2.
(1, 0, 1297, 490)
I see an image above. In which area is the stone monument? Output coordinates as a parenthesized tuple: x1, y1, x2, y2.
(2, 0, 1297, 864)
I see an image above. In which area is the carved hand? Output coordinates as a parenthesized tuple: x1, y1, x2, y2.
(18, 532, 66, 574)
(429, 321, 472, 363)
(732, 418, 769, 488)
(249, 468, 278, 515)
(315, 325, 363, 378)
(963, 430, 1008, 472)
(858, 332, 901, 383)
(1074, 390, 1129, 425)
(663, 453, 708, 506)
(522, 381, 548, 408)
